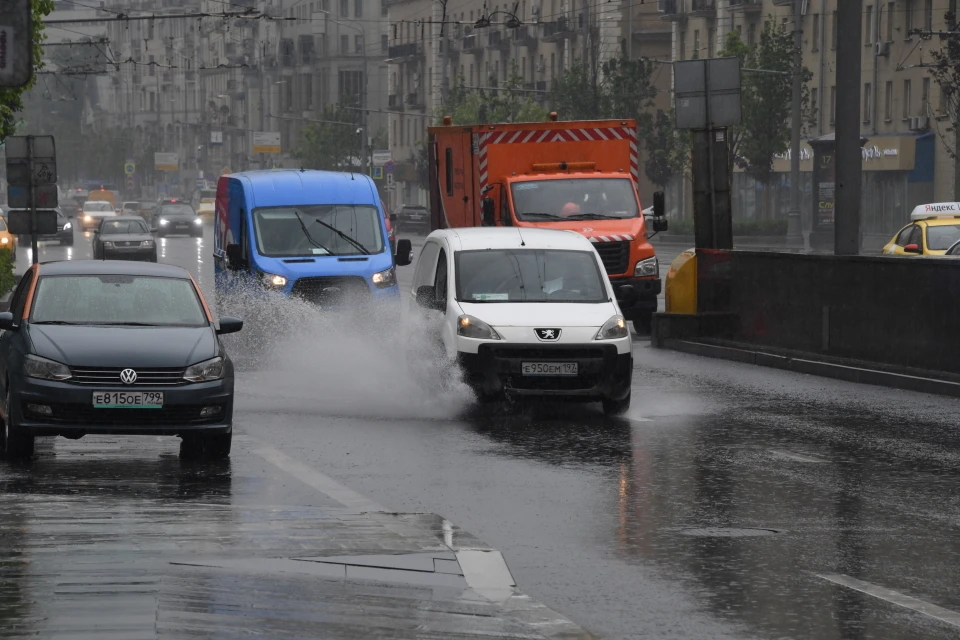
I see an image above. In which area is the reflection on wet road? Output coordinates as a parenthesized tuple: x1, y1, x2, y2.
(3, 220, 960, 638)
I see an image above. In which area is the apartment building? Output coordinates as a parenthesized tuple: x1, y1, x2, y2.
(664, 0, 956, 235)
(385, 0, 670, 209)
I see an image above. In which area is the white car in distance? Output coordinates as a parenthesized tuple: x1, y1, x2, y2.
(80, 200, 118, 231)
(410, 227, 634, 415)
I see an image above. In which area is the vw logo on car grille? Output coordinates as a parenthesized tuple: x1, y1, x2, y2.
(119, 369, 138, 385)
(535, 328, 561, 341)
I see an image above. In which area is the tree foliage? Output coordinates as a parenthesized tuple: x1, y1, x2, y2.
(441, 63, 547, 125)
(292, 103, 364, 171)
(0, 0, 54, 144)
(926, 10, 960, 197)
(719, 19, 815, 185)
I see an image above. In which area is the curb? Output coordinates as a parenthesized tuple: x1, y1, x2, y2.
(663, 339, 960, 398)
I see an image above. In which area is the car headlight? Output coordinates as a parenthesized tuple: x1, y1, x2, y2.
(83, 215, 92, 222)
(159, 219, 168, 226)
(261, 272, 287, 290)
(371, 266, 396, 288)
(141, 239, 154, 248)
(103, 241, 115, 249)
(457, 315, 501, 340)
(634, 256, 659, 277)
(193, 218, 202, 225)
(596, 315, 628, 340)
(0, 237, 8, 244)
(63, 222, 72, 230)
(24, 354, 72, 381)
(183, 356, 224, 382)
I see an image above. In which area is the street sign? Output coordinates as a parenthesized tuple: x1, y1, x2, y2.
(674, 57, 742, 130)
(154, 152, 179, 171)
(252, 131, 281, 154)
(386, 173, 394, 185)
(7, 209, 57, 235)
(0, 0, 33, 88)
(383, 160, 397, 175)
(8, 184, 57, 209)
(372, 150, 392, 166)
(371, 166, 384, 180)
(124, 161, 136, 175)
(126, 175, 135, 190)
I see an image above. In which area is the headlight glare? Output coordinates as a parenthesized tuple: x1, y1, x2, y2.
(183, 356, 224, 382)
(261, 272, 287, 289)
(457, 315, 501, 340)
(596, 315, 629, 340)
(141, 239, 154, 247)
(634, 256, 659, 277)
(159, 219, 168, 226)
(193, 218, 202, 225)
(24, 354, 72, 381)
(0, 237, 8, 244)
(83, 215, 92, 222)
(371, 267, 396, 288)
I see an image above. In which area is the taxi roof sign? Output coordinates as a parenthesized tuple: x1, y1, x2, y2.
(910, 202, 960, 221)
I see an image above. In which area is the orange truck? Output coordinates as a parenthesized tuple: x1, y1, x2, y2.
(427, 114, 667, 332)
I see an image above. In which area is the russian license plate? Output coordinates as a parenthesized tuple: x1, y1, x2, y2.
(521, 362, 578, 376)
(93, 391, 164, 408)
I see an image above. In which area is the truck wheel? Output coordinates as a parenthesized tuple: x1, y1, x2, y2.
(602, 392, 631, 417)
(632, 314, 652, 335)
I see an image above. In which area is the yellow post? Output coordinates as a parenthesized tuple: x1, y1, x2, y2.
(664, 249, 697, 314)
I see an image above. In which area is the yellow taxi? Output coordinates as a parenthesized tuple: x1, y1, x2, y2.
(0, 215, 17, 256)
(882, 203, 960, 256)
(197, 197, 215, 217)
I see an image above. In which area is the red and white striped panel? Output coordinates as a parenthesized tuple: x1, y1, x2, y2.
(588, 234, 635, 244)
(475, 127, 639, 192)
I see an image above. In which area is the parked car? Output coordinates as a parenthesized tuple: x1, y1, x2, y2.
(410, 227, 633, 415)
(393, 204, 430, 234)
(80, 200, 117, 231)
(154, 203, 203, 238)
(0, 260, 243, 460)
(92, 216, 156, 261)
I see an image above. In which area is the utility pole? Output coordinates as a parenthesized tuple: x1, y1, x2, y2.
(834, 0, 862, 255)
(626, 0, 631, 60)
(786, 0, 803, 248)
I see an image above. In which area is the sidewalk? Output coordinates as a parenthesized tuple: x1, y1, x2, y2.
(0, 434, 595, 639)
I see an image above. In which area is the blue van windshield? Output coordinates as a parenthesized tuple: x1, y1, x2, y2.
(253, 205, 384, 257)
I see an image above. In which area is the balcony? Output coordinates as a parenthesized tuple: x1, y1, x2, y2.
(512, 25, 537, 47)
(406, 92, 425, 111)
(487, 30, 510, 50)
(658, 0, 686, 20)
(462, 34, 483, 53)
(388, 42, 422, 61)
(727, 0, 761, 12)
(689, 0, 715, 17)
(388, 94, 404, 111)
(771, 0, 793, 5)
(542, 17, 575, 41)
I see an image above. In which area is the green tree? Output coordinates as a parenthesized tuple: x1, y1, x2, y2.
(548, 58, 600, 121)
(719, 19, 815, 189)
(292, 103, 364, 171)
(0, 0, 54, 144)
(927, 10, 960, 199)
(441, 63, 547, 125)
(645, 109, 689, 189)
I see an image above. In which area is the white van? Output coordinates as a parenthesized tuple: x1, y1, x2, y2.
(410, 227, 634, 415)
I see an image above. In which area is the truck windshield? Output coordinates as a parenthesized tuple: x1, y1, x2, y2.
(456, 249, 607, 303)
(253, 205, 384, 257)
(511, 178, 639, 221)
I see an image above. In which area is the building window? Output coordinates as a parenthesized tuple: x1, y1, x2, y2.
(381, 34, 387, 53)
(865, 5, 873, 45)
(678, 29, 685, 61)
(830, 86, 836, 125)
(355, 0, 362, 17)
(863, 83, 872, 123)
(885, 2, 894, 42)
(708, 28, 715, 57)
(747, 22, 756, 47)
(884, 80, 893, 121)
(340, 0, 348, 16)
(922, 77, 930, 115)
(831, 11, 838, 49)
(939, 83, 948, 116)
(381, 0, 387, 16)
(811, 14, 819, 51)
(902, 79, 911, 119)
(340, 35, 348, 54)
(811, 88, 818, 119)
(355, 35, 363, 53)
(693, 30, 700, 59)
(924, 0, 932, 31)
(905, 0, 914, 37)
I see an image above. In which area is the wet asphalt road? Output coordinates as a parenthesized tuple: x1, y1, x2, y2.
(5, 220, 960, 639)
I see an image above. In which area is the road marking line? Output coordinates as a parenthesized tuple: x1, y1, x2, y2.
(818, 574, 960, 629)
(248, 439, 384, 512)
(769, 449, 827, 463)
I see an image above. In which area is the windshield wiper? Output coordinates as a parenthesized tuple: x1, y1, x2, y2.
(520, 212, 567, 220)
(308, 216, 371, 255)
(292, 210, 336, 255)
(564, 213, 624, 220)
(97, 322, 160, 326)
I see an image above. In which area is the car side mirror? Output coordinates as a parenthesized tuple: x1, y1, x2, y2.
(216, 316, 243, 335)
(225, 243, 245, 270)
(92, 228, 99, 234)
(480, 197, 496, 226)
(0, 312, 17, 332)
(903, 243, 920, 254)
(395, 238, 413, 267)
(652, 217, 669, 233)
(652, 191, 665, 218)
(416, 285, 441, 310)
(389, 213, 398, 223)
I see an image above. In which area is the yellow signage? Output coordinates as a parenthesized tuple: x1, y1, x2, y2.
(252, 132, 281, 154)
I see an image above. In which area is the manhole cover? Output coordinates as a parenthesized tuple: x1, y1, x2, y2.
(679, 527, 782, 538)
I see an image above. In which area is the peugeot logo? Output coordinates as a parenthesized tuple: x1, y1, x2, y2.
(119, 368, 138, 385)
(535, 328, 561, 341)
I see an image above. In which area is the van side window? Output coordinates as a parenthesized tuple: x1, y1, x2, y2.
(412, 240, 441, 289)
(435, 249, 448, 308)
(445, 148, 453, 196)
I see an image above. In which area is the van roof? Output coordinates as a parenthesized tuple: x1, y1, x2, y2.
(227, 169, 379, 209)
(433, 227, 591, 252)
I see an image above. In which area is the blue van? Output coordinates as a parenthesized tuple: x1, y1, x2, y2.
(213, 170, 411, 307)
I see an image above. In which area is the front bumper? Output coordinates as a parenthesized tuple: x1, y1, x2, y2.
(457, 343, 632, 401)
(11, 376, 234, 437)
(158, 221, 202, 235)
(611, 276, 661, 316)
(103, 247, 156, 261)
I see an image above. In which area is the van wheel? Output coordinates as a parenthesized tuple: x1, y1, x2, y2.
(602, 392, 631, 417)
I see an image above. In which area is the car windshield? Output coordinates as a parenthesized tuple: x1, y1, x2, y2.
(158, 204, 196, 216)
(926, 225, 960, 251)
(253, 205, 384, 257)
(31, 275, 207, 327)
(511, 178, 639, 221)
(101, 220, 148, 234)
(84, 202, 113, 212)
(456, 249, 607, 303)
